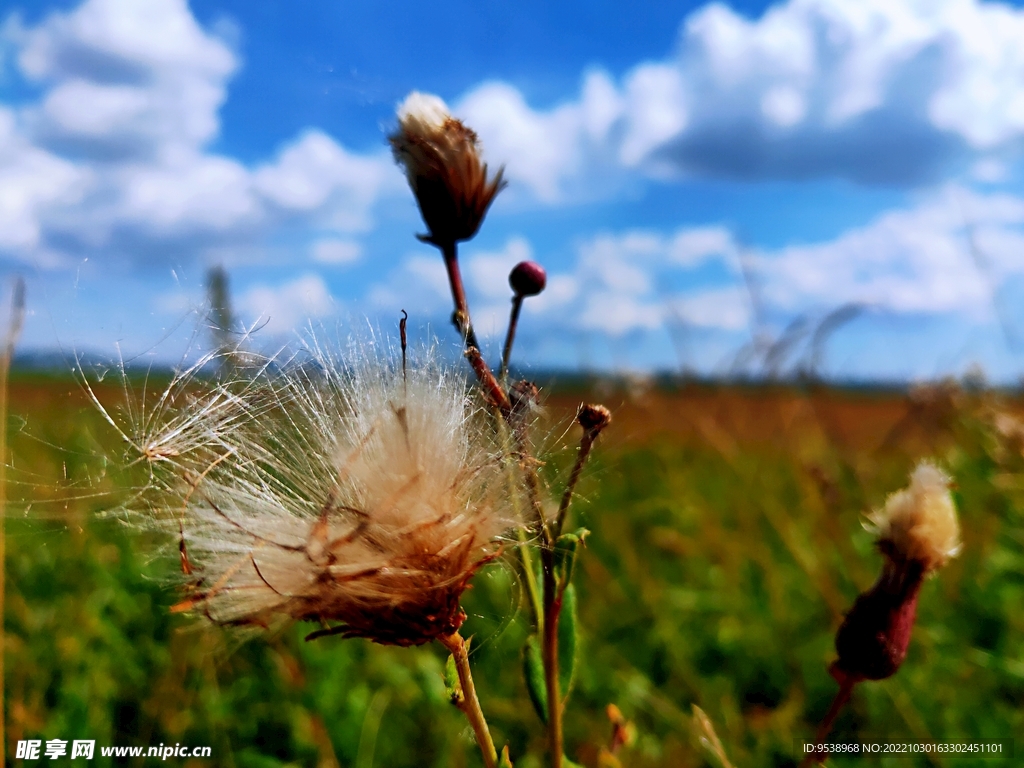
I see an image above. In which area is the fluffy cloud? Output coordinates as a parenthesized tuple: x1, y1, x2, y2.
(756, 185, 1024, 316)
(18, 0, 235, 159)
(454, 0, 1024, 193)
(310, 238, 362, 266)
(238, 273, 335, 336)
(374, 185, 1024, 352)
(0, 0, 393, 267)
(373, 228, 740, 340)
(0, 108, 87, 255)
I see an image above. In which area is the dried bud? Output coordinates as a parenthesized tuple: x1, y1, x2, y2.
(577, 403, 612, 434)
(832, 461, 960, 682)
(509, 379, 540, 414)
(509, 260, 547, 297)
(390, 91, 506, 246)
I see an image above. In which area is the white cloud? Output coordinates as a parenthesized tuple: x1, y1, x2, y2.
(756, 185, 1024, 316)
(457, 82, 588, 203)
(252, 130, 392, 230)
(465, 236, 532, 301)
(377, 188, 1024, 344)
(311, 238, 362, 266)
(238, 273, 335, 336)
(0, 0, 392, 267)
(668, 226, 736, 267)
(971, 158, 1009, 184)
(447, 0, 1024, 191)
(366, 252, 450, 317)
(446, 228, 739, 338)
(669, 286, 750, 331)
(19, 0, 236, 158)
(0, 107, 88, 253)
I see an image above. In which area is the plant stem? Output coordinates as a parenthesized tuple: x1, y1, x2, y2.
(440, 241, 511, 413)
(500, 295, 524, 381)
(517, 530, 543, 629)
(555, 430, 597, 538)
(440, 632, 498, 768)
(542, 552, 564, 768)
(441, 241, 479, 351)
(799, 676, 857, 768)
(0, 278, 23, 767)
(496, 415, 544, 630)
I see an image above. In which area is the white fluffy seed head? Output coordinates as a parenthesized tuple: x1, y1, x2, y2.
(396, 91, 451, 138)
(129, 341, 517, 646)
(866, 461, 961, 573)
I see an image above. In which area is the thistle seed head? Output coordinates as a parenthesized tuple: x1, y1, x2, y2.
(832, 461, 960, 682)
(131, 342, 516, 646)
(390, 91, 506, 246)
(866, 461, 960, 573)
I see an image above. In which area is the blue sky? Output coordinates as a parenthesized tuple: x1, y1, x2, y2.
(3, 0, 1024, 381)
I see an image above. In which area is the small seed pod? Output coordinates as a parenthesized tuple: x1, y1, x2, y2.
(577, 403, 612, 434)
(509, 260, 547, 297)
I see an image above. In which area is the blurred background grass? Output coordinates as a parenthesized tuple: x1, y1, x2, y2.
(5, 373, 1024, 767)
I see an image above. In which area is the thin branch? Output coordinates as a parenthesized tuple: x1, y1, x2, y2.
(439, 632, 499, 768)
(799, 675, 858, 768)
(542, 552, 563, 768)
(501, 295, 524, 381)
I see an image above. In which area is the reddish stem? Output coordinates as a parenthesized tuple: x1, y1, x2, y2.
(442, 241, 479, 350)
(800, 676, 858, 768)
(542, 549, 564, 768)
(439, 241, 511, 413)
(501, 294, 524, 380)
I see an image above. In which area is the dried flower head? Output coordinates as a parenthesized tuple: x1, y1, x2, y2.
(865, 461, 960, 572)
(121, 343, 516, 647)
(390, 91, 506, 246)
(832, 460, 960, 682)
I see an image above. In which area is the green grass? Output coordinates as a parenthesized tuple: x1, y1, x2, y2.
(5, 374, 1024, 766)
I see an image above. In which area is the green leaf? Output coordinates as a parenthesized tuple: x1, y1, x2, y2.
(443, 653, 463, 706)
(559, 584, 579, 700)
(553, 528, 589, 587)
(522, 635, 547, 724)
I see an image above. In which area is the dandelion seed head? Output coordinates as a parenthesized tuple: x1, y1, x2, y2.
(134, 340, 516, 646)
(866, 460, 960, 573)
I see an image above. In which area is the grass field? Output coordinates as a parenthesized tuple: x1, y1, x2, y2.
(5, 373, 1024, 767)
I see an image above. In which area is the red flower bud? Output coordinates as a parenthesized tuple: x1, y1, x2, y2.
(509, 260, 547, 297)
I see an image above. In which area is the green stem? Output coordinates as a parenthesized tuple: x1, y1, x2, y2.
(0, 279, 23, 767)
(440, 632, 498, 768)
(517, 530, 543, 631)
(496, 416, 544, 628)
(542, 551, 563, 768)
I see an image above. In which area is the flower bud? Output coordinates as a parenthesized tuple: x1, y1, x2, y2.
(509, 260, 547, 297)
(831, 461, 960, 682)
(577, 403, 612, 434)
(390, 91, 506, 246)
